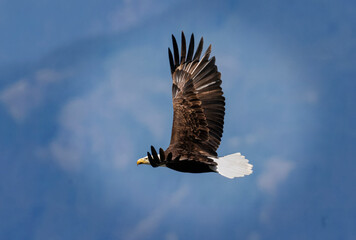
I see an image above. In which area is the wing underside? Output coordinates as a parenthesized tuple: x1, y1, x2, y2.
(166, 32, 225, 164)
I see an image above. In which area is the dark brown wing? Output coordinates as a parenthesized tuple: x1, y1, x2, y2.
(166, 32, 225, 164)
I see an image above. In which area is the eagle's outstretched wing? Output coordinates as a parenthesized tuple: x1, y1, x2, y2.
(165, 32, 225, 165)
(140, 33, 252, 178)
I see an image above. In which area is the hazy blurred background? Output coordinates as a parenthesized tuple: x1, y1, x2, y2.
(0, 0, 355, 239)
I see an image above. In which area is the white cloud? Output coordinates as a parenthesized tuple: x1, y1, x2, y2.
(257, 158, 296, 226)
(227, 136, 241, 149)
(49, 138, 82, 171)
(227, 133, 258, 149)
(247, 232, 261, 240)
(35, 68, 64, 84)
(0, 79, 37, 121)
(165, 232, 179, 240)
(124, 185, 189, 240)
(0, 69, 69, 122)
(47, 84, 136, 171)
(102, 45, 170, 138)
(258, 157, 295, 194)
(108, 0, 175, 32)
(47, 46, 170, 171)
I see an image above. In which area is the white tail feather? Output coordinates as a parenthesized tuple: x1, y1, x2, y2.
(210, 153, 253, 179)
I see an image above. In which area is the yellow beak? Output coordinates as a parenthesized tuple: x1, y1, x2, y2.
(137, 158, 150, 165)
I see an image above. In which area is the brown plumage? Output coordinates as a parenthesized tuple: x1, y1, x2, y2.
(147, 32, 225, 173)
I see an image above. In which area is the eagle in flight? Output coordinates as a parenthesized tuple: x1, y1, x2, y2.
(137, 32, 253, 179)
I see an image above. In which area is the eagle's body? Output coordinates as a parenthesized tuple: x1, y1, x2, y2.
(137, 33, 253, 179)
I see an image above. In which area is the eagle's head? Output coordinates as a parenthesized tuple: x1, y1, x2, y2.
(137, 156, 150, 165)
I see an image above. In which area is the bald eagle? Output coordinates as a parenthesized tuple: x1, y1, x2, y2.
(137, 32, 253, 179)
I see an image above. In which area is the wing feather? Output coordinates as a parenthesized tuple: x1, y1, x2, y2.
(180, 32, 186, 64)
(172, 35, 179, 67)
(166, 32, 225, 164)
(186, 34, 194, 62)
(168, 48, 175, 74)
(193, 37, 204, 61)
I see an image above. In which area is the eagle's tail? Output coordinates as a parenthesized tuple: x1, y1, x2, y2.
(210, 153, 253, 179)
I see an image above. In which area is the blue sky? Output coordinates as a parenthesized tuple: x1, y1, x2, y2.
(0, 0, 355, 239)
